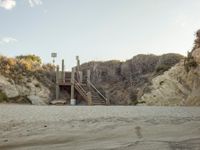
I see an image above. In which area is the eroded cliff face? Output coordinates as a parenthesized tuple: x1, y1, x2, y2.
(0, 75, 51, 105)
(80, 53, 183, 105)
(0, 55, 55, 105)
(140, 30, 200, 106)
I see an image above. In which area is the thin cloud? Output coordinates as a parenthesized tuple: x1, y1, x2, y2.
(0, 37, 18, 44)
(28, 0, 42, 7)
(0, 0, 43, 10)
(0, 0, 16, 10)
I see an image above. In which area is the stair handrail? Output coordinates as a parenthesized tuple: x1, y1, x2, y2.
(74, 79, 88, 100)
(87, 81, 108, 103)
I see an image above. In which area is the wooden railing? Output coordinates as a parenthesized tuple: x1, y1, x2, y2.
(74, 79, 90, 103)
(87, 81, 109, 104)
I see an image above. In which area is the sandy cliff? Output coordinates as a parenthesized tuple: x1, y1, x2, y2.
(0, 75, 51, 105)
(80, 53, 183, 105)
(140, 30, 200, 106)
(0, 55, 54, 105)
(2, 33, 199, 105)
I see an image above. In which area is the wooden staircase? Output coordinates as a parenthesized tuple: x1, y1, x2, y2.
(73, 79, 108, 105)
(58, 70, 108, 105)
(56, 58, 108, 105)
(88, 81, 107, 105)
(74, 80, 89, 104)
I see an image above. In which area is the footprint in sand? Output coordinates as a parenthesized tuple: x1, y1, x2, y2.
(135, 126, 143, 139)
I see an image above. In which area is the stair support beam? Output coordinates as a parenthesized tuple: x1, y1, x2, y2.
(87, 92, 92, 105)
(56, 65, 60, 100)
(70, 67, 76, 105)
(61, 59, 65, 83)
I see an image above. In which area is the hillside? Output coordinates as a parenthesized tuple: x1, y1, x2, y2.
(139, 30, 200, 106)
(0, 53, 183, 105)
(79, 53, 183, 105)
(0, 55, 55, 104)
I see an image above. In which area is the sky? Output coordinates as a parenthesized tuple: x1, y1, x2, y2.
(0, 0, 200, 70)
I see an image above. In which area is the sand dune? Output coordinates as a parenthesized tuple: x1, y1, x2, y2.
(0, 105, 200, 150)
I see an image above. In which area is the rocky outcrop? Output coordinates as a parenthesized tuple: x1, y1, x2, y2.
(140, 61, 200, 106)
(80, 53, 183, 105)
(0, 75, 19, 98)
(0, 75, 50, 105)
(139, 62, 188, 105)
(0, 51, 186, 105)
(140, 30, 200, 106)
(192, 48, 200, 64)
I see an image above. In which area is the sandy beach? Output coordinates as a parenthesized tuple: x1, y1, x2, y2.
(0, 105, 200, 150)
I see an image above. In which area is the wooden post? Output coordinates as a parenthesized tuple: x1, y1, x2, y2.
(87, 69, 91, 85)
(61, 59, 65, 83)
(56, 65, 60, 100)
(76, 56, 80, 82)
(87, 92, 92, 105)
(86, 69, 92, 105)
(76, 56, 80, 68)
(79, 71, 83, 83)
(70, 67, 76, 105)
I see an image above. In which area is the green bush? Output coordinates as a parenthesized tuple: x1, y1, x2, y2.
(0, 91, 7, 102)
(129, 89, 138, 105)
(184, 52, 198, 72)
(154, 53, 183, 74)
(155, 64, 170, 73)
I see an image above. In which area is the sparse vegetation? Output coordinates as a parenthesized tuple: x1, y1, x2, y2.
(184, 30, 200, 72)
(129, 89, 138, 105)
(0, 91, 7, 102)
(0, 55, 55, 84)
(80, 53, 183, 105)
(0, 52, 184, 105)
(184, 52, 197, 72)
(156, 53, 183, 74)
(16, 54, 42, 64)
(156, 64, 170, 73)
(0, 55, 56, 104)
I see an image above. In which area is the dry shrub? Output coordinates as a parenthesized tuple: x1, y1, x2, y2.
(0, 91, 7, 102)
(156, 53, 183, 74)
(184, 52, 197, 72)
(184, 30, 200, 72)
(0, 55, 55, 87)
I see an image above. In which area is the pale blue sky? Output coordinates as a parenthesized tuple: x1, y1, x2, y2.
(0, 0, 200, 70)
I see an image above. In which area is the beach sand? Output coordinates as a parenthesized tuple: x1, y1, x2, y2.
(0, 105, 200, 150)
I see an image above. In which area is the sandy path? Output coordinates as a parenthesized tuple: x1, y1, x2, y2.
(0, 105, 200, 150)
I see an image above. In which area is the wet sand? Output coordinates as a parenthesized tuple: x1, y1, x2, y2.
(0, 105, 200, 150)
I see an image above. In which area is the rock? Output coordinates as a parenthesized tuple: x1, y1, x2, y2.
(140, 35, 200, 106)
(0, 75, 19, 98)
(0, 75, 50, 105)
(139, 63, 191, 106)
(80, 53, 183, 105)
(140, 61, 200, 106)
(27, 95, 46, 105)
